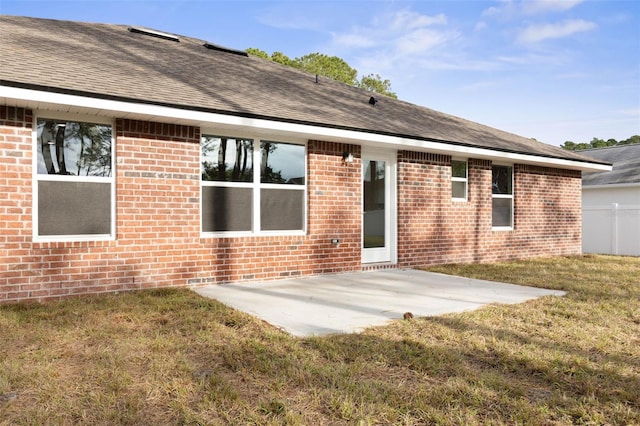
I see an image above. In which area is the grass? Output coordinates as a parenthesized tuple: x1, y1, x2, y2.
(1, 255, 639, 425)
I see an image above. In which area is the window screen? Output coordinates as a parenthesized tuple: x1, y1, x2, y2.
(260, 188, 304, 231)
(38, 181, 111, 235)
(202, 186, 253, 232)
(492, 197, 512, 228)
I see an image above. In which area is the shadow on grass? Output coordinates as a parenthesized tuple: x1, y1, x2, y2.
(298, 321, 639, 424)
(2, 281, 639, 424)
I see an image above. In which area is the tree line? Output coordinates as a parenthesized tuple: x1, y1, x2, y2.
(561, 135, 640, 151)
(246, 48, 397, 99)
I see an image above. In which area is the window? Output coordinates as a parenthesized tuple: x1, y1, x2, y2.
(201, 135, 306, 234)
(492, 165, 513, 229)
(451, 159, 467, 200)
(34, 117, 114, 240)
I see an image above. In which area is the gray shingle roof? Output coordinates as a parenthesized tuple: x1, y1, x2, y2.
(579, 144, 640, 186)
(0, 15, 607, 166)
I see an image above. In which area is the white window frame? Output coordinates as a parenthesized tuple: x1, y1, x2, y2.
(200, 133, 307, 237)
(491, 163, 514, 231)
(451, 159, 468, 202)
(32, 112, 116, 242)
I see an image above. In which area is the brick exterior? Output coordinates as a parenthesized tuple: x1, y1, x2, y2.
(397, 154, 582, 266)
(1, 107, 582, 303)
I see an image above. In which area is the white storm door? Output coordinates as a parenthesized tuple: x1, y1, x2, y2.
(362, 150, 396, 264)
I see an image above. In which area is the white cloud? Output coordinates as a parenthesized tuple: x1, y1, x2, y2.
(617, 108, 640, 117)
(554, 72, 589, 79)
(482, 0, 518, 18)
(457, 80, 499, 92)
(482, 0, 584, 18)
(330, 8, 459, 69)
(331, 32, 376, 49)
(396, 28, 457, 55)
(257, 9, 324, 31)
(517, 19, 597, 43)
(497, 51, 570, 66)
(523, 0, 584, 15)
(390, 10, 447, 31)
(475, 21, 488, 31)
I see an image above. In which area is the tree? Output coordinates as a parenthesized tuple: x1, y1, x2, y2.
(293, 53, 358, 86)
(245, 47, 269, 59)
(561, 135, 640, 151)
(590, 137, 608, 149)
(247, 48, 397, 98)
(357, 73, 396, 98)
(245, 48, 295, 67)
(621, 135, 640, 145)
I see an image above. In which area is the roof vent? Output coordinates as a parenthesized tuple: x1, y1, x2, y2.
(369, 96, 378, 106)
(128, 27, 179, 42)
(203, 42, 248, 57)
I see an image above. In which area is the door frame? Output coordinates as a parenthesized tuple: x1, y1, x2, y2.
(361, 148, 397, 264)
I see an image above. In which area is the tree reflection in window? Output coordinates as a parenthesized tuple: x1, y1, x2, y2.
(492, 165, 512, 194)
(37, 119, 112, 177)
(201, 136, 254, 182)
(260, 141, 305, 185)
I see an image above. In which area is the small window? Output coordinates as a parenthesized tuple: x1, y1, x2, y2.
(35, 118, 114, 240)
(451, 160, 467, 200)
(201, 135, 306, 235)
(492, 165, 513, 229)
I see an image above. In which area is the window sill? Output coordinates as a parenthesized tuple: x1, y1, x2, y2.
(491, 226, 514, 232)
(32, 234, 115, 244)
(201, 230, 306, 239)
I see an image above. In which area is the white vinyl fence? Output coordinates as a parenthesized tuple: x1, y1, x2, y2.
(583, 203, 640, 256)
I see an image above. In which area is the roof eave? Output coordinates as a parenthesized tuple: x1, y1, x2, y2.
(1, 84, 612, 173)
(583, 182, 640, 189)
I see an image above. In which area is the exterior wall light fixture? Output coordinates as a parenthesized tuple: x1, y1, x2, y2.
(342, 151, 354, 164)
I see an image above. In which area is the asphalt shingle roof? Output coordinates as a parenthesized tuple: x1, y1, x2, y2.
(0, 15, 607, 166)
(579, 144, 640, 186)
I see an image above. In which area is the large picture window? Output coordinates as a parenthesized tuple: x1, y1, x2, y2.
(201, 135, 306, 235)
(492, 165, 513, 229)
(34, 117, 114, 240)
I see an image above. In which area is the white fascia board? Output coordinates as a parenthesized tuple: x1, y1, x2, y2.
(1, 85, 611, 172)
(583, 182, 640, 190)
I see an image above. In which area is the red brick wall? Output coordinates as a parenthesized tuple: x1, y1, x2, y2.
(1, 107, 582, 303)
(1, 107, 34, 300)
(0, 108, 363, 302)
(397, 153, 582, 267)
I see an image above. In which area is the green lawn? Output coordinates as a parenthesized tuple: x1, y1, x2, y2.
(1, 255, 639, 425)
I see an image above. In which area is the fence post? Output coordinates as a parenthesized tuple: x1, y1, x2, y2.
(611, 203, 619, 255)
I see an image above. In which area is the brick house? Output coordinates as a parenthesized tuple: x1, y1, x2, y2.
(0, 16, 610, 303)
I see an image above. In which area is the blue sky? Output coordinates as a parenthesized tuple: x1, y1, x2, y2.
(2, 0, 639, 146)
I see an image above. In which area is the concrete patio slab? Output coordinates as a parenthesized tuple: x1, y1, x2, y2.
(194, 269, 565, 337)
